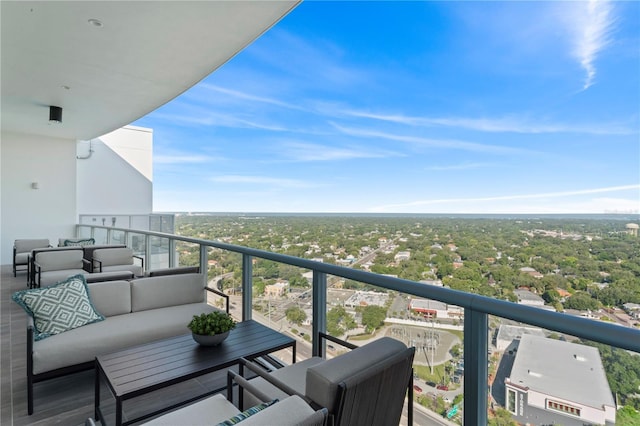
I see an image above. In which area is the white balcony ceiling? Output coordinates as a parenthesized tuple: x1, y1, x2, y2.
(1, 1, 300, 140)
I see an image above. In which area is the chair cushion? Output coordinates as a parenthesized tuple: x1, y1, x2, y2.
(242, 395, 322, 426)
(306, 337, 408, 411)
(141, 394, 241, 425)
(93, 248, 134, 266)
(131, 274, 205, 312)
(87, 280, 132, 317)
(101, 264, 143, 277)
(35, 249, 84, 271)
(32, 302, 217, 374)
(12, 274, 104, 340)
(216, 399, 277, 425)
(243, 357, 324, 408)
(14, 239, 50, 253)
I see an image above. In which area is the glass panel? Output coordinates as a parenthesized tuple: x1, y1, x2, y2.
(111, 230, 126, 246)
(148, 236, 170, 271)
(92, 227, 108, 245)
(77, 226, 92, 239)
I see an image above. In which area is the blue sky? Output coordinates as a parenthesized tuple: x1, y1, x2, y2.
(134, 1, 640, 214)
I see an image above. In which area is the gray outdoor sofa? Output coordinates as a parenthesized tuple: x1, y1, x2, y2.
(15, 272, 228, 415)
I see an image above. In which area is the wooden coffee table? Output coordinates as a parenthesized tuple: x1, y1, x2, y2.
(95, 320, 296, 426)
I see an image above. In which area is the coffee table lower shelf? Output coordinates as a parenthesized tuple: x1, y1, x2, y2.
(95, 320, 296, 426)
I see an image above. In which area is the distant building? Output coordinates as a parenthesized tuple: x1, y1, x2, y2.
(626, 223, 639, 237)
(344, 291, 389, 308)
(394, 251, 411, 261)
(519, 266, 544, 279)
(409, 298, 463, 319)
(504, 335, 615, 426)
(623, 303, 640, 319)
(264, 281, 289, 297)
(496, 324, 545, 351)
(419, 279, 443, 287)
(514, 289, 545, 307)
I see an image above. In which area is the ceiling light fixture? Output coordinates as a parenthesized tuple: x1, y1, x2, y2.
(49, 106, 62, 124)
(88, 18, 103, 27)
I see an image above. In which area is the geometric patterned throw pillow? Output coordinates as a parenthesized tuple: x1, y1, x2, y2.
(63, 238, 95, 247)
(12, 274, 104, 341)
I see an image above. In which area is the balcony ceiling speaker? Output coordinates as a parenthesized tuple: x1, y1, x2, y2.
(49, 106, 62, 124)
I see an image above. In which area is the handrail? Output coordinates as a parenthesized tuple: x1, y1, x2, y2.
(79, 223, 640, 424)
(78, 224, 640, 353)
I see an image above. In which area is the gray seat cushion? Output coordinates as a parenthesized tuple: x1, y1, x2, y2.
(244, 357, 324, 408)
(14, 239, 50, 254)
(33, 302, 217, 374)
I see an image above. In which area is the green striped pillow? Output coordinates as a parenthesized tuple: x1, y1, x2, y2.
(216, 399, 278, 425)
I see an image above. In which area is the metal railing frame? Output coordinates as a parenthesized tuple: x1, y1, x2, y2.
(78, 224, 640, 425)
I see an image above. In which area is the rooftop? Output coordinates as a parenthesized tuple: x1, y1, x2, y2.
(508, 334, 615, 409)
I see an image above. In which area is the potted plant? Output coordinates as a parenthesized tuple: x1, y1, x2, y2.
(188, 311, 236, 346)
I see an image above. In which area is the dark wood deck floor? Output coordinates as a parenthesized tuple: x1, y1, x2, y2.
(0, 266, 230, 426)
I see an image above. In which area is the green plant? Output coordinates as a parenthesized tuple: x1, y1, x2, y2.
(188, 311, 236, 336)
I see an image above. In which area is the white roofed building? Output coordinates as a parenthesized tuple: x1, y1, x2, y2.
(409, 298, 463, 319)
(504, 335, 615, 426)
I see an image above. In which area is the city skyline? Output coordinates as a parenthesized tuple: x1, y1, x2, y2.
(133, 1, 640, 214)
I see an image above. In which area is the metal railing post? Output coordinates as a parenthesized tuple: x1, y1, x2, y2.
(169, 239, 176, 267)
(144, 234, 151, 270)
(242, 254, 253, 321)
(464, 308, 488, 426)
(312, 271, 327, 357)
(199, 245, 208, 290)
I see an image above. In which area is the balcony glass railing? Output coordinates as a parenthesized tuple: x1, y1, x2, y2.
(77, 224, 640, 425)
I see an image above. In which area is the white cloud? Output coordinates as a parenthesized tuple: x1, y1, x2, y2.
(332, 123, 534, 155)
(278, 141, 403, 162)
(564, 0, 616, 90)
(371, 184, 640, 213)
(343, 110, 632, 135)
(198, 84, 306, 112)
(211, 175, 316, 189)
(154, 154, 218, 164)
(426, 163, 493, 171)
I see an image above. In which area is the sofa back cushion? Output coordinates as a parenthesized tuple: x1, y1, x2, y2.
(93, 247, 134, 266)
(87, 280, 132, 317)
(131, 273, 205, 312)
(82, 244, 126, 262)
(15, 239, 50, 253)
(305, 337, 409, 412)
(35, 249, 84, 271)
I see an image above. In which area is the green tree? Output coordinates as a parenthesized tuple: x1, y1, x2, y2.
(488, 408, 518, 426)
(285, 306, 307, 325)
(327, 306, 356, 336)
(563, 292, 599, 311)
(360, 305, 387, 333)
(617, 405, 640, 426)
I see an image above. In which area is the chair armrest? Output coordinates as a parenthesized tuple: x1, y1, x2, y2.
(227, 370, 278, 404)
(92, 258, 103, 273)
(133, 255, 144, 270)
(82, 258, 93, 272)
(206, 286, 229, 313)
(319, 332, 358, 350)
(33, 262, 43, 288)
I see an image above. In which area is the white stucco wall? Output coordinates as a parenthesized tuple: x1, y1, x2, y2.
(1, 131, 77, 264)
(76, 125, 152, 215)
(527, 389, 613, 425)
